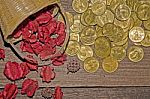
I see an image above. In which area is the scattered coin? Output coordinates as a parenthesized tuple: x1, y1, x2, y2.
(127, 46, 144, 62)
(143, 19, 150, 31)
(141, 30, 150, 47)
(91, 1, 106, 16)
(77, 45, 93, 61)
(111, 46, 126, 61)
(65, 40, 80, 56)
(84, 57, 100, 73)
(80, 27, 97, 45)
(72, 0, 89, 13)
(129, 27, 145, 43)
(115, 4, 131, 21)
(94, 36, 111, 58)
(102, 56, 119, 73)
(84, 9, 96, 26)
(137, 3, 150, 21)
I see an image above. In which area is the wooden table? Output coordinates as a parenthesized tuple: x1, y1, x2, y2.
(0, 0, 150, 98)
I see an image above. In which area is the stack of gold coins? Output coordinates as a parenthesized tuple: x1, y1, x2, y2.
(64, 0, 150, 73)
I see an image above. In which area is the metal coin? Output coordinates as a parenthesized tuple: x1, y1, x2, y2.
(84, 57, 100, 73)
(102, 56, 119, 73)
(129, 27, 145, 43)
(111, 46, 126, 61)
(143, 19, 150, 31)
(127, 46, 144, 62)
(84, 9, 96, 26)
(141, 30, 150, 47)
(70, 33, 80, 42)
(72, 0, 89, 13)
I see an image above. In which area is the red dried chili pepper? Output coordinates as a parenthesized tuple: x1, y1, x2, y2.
(30, 41, 43, 55)
(0, 48, 5, 60)
(25, 55, 38, 71)
(40, 66, 55, 83)
(53, 86, 63, 99)
(36, 12, 52, 25)
(3, 83, 18, 99)
(21, 79, 39, 97)
(27, 20, 39, 33)
(4, 61, 23, 81)
(20, 62, 30, 77)
(20, 41, 34, 54)
(51, 53, 67, 66)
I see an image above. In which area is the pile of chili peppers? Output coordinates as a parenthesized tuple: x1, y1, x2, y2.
(0, 6, 66, 99)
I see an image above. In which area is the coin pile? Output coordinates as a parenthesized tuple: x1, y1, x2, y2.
(65, 0, 150, 73)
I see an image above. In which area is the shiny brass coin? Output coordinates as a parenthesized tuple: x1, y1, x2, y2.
(77, 45, 93, 61)
(129, 27, 145, 43)
(141, 30, 150, 47)
(96, 10, 114, 27)
(80, 27, 97, 45)
(91, 2, 106, 16)
(84, 9, 96, 26)
(127, 46, 144, 62)
(72, 0, 89, 13)
(70, 14, 83, 33)
(102, 23, 118, 37)
(65, 40, 80, 56)
(111, 46, 126, 61)
(65, 12, 74, 26)
(108, 26, 126, 43)
(84, 57, 100, 73)
(143, 19, 150, 31)
(137, 3, 150, 21)
(94, 36, 111, 58)
(102, 56, 119, 73)
(134, 42, 142, 46)
(70, 33, 80, 42)
(115, 4, 131, 21)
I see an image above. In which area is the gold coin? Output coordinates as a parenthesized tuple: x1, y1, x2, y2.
(65, 12, 74, 26)
(115, 4, 131, 21)
(114, 37, 128, 46)
(129, 27, 145, 43)
(72, 0, 89, 13)
(134, 42, 142, 46)
(70, 14, 83, 33)
(127, 46, 144, 62)
(102, 56, 118, 73)
(77, 45, 93, 61)
(96, 10, 114, 27)
(80, 27, 97, 45)
(102, 23, 118, 37)
(91, 0, 106, 4)
(84, 9, 96, 26)
(141, 30, 150, 47)
(91, 2, 106, 16)
(65, 40, 80, 56)
(114, 18, 131, 29)
(137, 3, 150, 21)
(111, 46, 126, 61)
(70, 33, 80, 42)
(106, 0, 113, 5)
(84, 57, 100, 73)
(94, 36, 111, 58)
(143, 19, 150, 31)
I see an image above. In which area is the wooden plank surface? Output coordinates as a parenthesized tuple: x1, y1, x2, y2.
(0, 0, 150, 89)
(0, 87, 149, 99)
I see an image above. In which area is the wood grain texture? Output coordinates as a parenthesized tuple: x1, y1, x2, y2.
(0, 0, 150, 89)
(0, 87, 149, 99)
